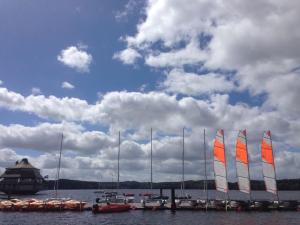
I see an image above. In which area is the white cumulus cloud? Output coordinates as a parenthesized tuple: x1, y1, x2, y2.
(113, 48, 141, 65)
(31, 87, 42, 95)
(162, 69, 235, 96)
(57, 45, 92, 73)
(61, 81, 75, 90)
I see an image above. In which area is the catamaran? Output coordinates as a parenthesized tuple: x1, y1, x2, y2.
(236, 130, 251, 197)
(229, 129, 252, 210)
(213, 129, 229, 210)
(261, 131, 278, 199)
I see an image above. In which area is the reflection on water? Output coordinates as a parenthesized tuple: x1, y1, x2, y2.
(0, 189, 299, 225)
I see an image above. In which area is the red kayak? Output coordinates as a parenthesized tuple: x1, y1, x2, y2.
(93, 203, 131, 213)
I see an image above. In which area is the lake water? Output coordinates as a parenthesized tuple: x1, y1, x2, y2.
(1, 189, 300, 225)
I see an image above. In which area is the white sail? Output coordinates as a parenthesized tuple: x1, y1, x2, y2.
(261, 131, 277, 195)
(213, 129, 228, 193)
(236, 130, 251, 194)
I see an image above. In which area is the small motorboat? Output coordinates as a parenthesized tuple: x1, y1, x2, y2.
(140, 193, 168, 209)
(228, 200, 251, 211)
(251, 201, 271, 211)
(175, 194, 192, 205)
(92, 202, 131, 213)
(123, 193, 135, 203)
(208, 199, 228, 210)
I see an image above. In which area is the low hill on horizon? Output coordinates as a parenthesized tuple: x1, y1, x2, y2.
(45, 179, 300, 190)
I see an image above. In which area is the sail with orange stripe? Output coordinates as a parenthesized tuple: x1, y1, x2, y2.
(235, 130, 251, 194)
(261, 131, 277, 195)
(213, 129, 228, 193)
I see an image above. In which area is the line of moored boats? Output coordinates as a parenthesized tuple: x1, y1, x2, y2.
(1, 190, 299, 212)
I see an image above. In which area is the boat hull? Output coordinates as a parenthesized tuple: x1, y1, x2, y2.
(92, 203, 131, 213)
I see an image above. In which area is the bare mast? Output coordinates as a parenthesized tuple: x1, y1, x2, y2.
(203, 129, 208, 205)
(55, 132, 64, 198)
(245, 130, 252, 201)
(117, 131, 120, 190)
(181, 127, 185, 195)
(269, 132, 279, 202)
(150, 128, 153, 189)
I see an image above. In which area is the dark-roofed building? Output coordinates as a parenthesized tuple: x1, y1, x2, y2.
(0, 158, 45, 195)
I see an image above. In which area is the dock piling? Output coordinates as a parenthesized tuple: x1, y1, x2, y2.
(171, 188, 176, 211)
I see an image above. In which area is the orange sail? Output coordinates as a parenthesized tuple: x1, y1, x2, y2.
(213, 129, 228, 193)
(235, 130, 251, 194)
(261, 131, 277, 195)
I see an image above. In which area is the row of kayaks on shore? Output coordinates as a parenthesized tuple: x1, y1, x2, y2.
(0, 198, 87, 211)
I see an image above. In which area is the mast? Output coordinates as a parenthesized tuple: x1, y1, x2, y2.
(245, 130, 252, 201)
(150, 128, 153, 189)
(203, 129, 208, 205)
(117, 131, 120, 190)
(55, 132, 63, 198)
(269, 133, 279, 202)
(222, 130, 229, 207)
(181, 127, 185, 195)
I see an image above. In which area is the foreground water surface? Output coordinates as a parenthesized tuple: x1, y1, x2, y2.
(1, 189, 300, 225)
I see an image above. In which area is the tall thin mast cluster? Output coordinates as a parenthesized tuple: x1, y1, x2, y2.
(87, 128, 278, 201)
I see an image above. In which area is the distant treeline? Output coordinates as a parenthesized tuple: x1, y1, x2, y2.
(45, 179, 300, 190)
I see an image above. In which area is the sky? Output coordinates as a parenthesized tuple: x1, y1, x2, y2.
(0, 0, 299, 184)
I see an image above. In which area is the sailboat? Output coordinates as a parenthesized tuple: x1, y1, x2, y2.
(140, 128, 169, 209)
(261, 131, 278, 198)
(47, 133, 86, 211)
(93, 131, 131, 213)
(236, 130, 251, 196)
(175, 128, 193, 207)
(213, 129, 229, 210)
(198, 128, 209, 209)
(231, 130, 252, 210)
